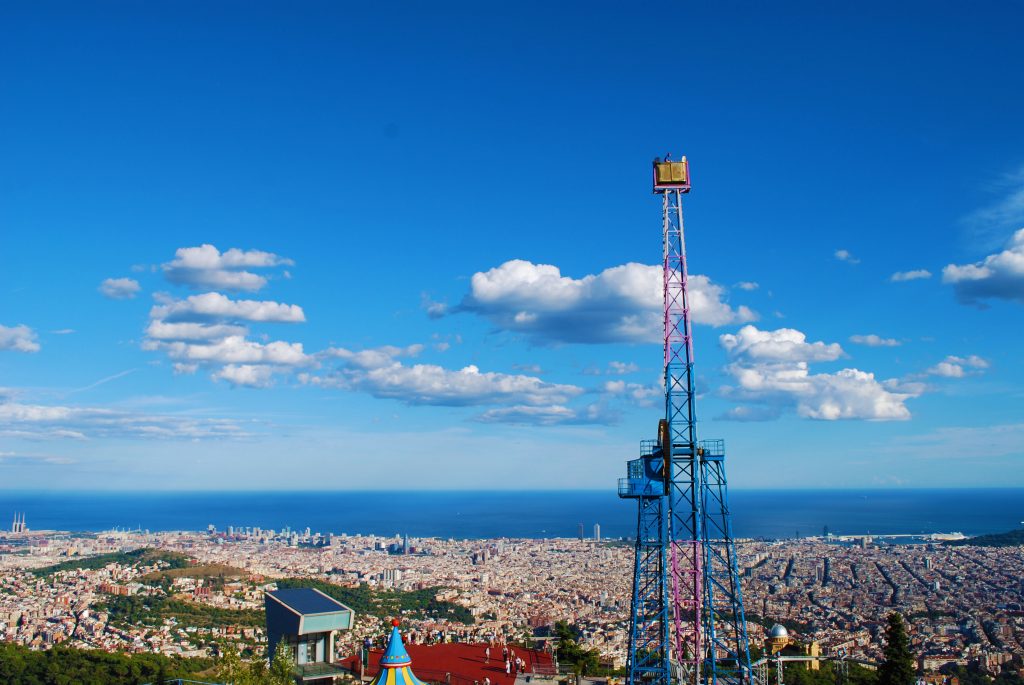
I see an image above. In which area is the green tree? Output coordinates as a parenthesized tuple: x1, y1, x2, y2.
(879, 613, 915, 685)
(268, 639, 296, 685)
(214, 644, 255, 685)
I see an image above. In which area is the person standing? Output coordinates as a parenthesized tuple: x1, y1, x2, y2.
(505, 659, 511, 675)
(485, 646, 491, 663)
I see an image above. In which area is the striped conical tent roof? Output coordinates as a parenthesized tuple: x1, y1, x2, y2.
(370, 620, 429, 685)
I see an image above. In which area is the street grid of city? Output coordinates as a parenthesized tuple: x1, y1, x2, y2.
(2, 526, 1022, 675)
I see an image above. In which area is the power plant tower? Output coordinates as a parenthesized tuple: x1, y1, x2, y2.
(618, 157, 751, 685)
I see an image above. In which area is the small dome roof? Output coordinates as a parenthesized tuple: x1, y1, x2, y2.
(769, 624, 789, 639)
(369, 620, 429, 685)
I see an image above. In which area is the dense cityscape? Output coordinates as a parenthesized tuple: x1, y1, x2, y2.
(2, 521, 1022, 679)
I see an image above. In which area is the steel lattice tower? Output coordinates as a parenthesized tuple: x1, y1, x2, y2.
(619, 157, 753, 685)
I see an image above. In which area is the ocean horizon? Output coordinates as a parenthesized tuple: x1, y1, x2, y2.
(2, 488, 1022, 540)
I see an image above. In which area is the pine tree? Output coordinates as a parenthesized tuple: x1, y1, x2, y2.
(879, 612, 915, 685)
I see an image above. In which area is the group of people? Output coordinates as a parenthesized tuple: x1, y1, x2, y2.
(483, 644, 529, 677)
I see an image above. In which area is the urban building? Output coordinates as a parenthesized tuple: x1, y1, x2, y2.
(265, 587, 354, 683)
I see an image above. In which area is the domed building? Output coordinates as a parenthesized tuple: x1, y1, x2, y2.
(766, 623, 792, 655)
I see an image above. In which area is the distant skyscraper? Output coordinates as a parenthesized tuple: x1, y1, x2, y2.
(578, 522, 584, 541)
(593, 523, 601, 542)
(403, 533, 410, 555)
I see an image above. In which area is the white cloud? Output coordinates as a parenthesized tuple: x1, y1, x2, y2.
(306, 362, 582, 407)
(719, 325, 915, 421)
(213, 364, 278, 388)
(148, 335, 312, 367)
(99, 277, 141, 300)
(163, 244, 293, 292)
(717, 405, 782, 422)
(720, 325, 844, 362)
(849, 334, 901, 347)
(324, 344, 424, 369)
(834, 249, 860, 264)
(0, 397, 248, 440)
(473, 403, 613, 426)
(926, 355, 989, 378)
(303, 345, 582, 408)
(51, 329, 76, 335)
(458, 260, 756, 344)
(603, 380, 660, 406)
(735, 281, 759, 291)
(0, 451, 74, 466)
(141, 276, 307, 386)
(608, 361, 639, 375)
(152, 292, 305, 323)
(890, 269, 932, 282)
(942, 228, 1024, 304)
(146, 321, 249, 342)
(0, 324, 40, 353)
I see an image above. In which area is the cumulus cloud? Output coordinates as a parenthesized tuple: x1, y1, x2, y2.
(0, 396, 248, 440)
(0, 324, 40, 353)
(213, 364, 278, 388)
(151, 292, 305, 323)
(147, 336, 312, 367)
(735, 281, 759, 291)
(304, 360, 582, 407)
(720, 325, 844, 362)
(835, 249, 860, 264)
(849, 334, 901, 347)
(146, 321, 249, 342)
(942, 228, 1024, 304)
(163, 244, 293, 292)
(457, 260, 756, 344)
(719, 325, 915, 421)
(99, 277, 141, 299)
(141, 254, 307, 385)
(324, 344, 424, 369)
(890, 269, 932, 282)
(926, 355, 989, 378)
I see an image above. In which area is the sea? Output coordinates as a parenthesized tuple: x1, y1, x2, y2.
(1, 489, 1022, 540)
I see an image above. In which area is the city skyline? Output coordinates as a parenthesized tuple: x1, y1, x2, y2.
(2, 3, 1024, 490)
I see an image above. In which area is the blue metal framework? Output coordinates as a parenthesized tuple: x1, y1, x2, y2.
(619, 157, 752, 685)
(620, 444, 669, 685)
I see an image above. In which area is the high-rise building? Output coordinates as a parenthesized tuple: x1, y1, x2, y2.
(578, 522, 584, 541)
(593, 523, 601, 542)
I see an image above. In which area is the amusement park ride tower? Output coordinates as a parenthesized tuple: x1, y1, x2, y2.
(618, 157, 752, 685)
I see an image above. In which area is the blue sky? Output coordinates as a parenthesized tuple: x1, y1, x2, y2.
(2, 2, 1023, 490)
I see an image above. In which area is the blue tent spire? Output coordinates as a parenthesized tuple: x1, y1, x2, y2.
(380, 619, 412, 667)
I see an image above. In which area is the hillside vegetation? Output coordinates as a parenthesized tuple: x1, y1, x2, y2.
(944, 529, 1024, 547)
(32, 548, 191, 577)
(275, 578, 474, 624)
